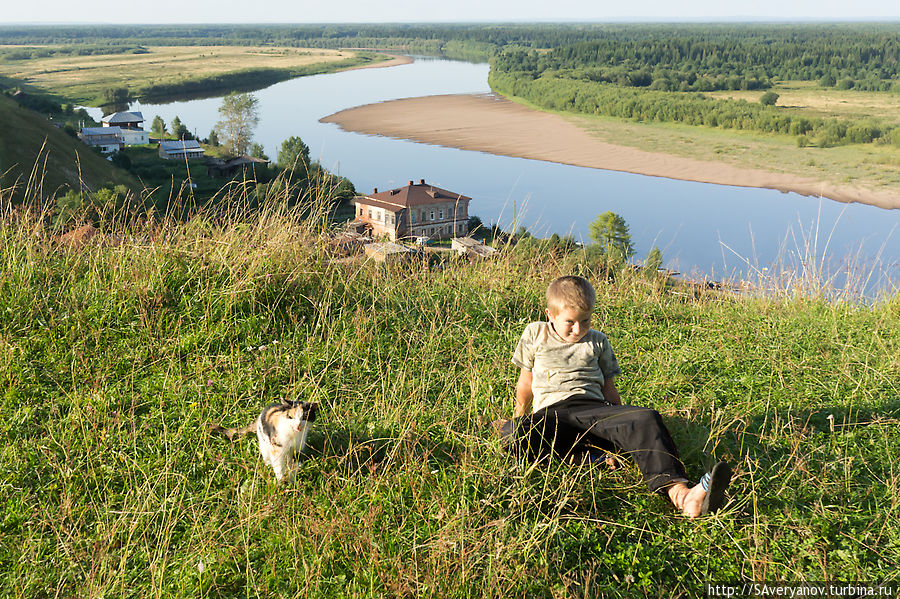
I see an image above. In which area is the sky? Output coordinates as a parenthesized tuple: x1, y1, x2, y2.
(2, 0, 898, 24)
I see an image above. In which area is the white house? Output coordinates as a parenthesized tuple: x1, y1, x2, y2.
(79, 127, 124, 154)
(101, 111, 149, 145)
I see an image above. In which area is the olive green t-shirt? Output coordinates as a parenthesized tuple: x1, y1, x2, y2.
(512, 321, 622, 413)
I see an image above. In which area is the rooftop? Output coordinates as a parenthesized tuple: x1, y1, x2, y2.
(101, 111, 144, 125)
(81, 126, 121, 136)
(159, 140, 203, 152)
(355, 179, 470, 211)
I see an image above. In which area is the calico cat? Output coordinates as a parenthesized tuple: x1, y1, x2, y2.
(211, 399, 318, 482)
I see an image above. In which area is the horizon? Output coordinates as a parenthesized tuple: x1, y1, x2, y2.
(2, 0, 897, 26)
(4, 18, 900, 26)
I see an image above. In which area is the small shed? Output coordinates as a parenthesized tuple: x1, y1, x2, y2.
(159, 140, 205, 160)
(451, 236, 497, 260)
(364, 242, 417, 263)
(205, 155, 268, 178)
(329, 230, 370, 257)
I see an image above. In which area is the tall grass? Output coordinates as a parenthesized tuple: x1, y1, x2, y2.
(1, 178, 898, 597)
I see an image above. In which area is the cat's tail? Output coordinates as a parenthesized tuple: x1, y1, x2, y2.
(209, 423, 256, 441)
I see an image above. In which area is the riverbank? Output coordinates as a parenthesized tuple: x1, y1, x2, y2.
(343, 53, 414, 70)
(0, 45, 391, 105)
(321, 93, 900, 210)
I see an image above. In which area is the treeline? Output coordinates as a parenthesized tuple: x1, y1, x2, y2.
(4, 23, 900, 76)
(0, 44, 147, 62)
(492, 27, 900, 92)
(0, 24, 510, 61)
(489, 70, 898, 147)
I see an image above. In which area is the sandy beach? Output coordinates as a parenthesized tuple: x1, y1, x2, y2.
(321, 93, 900, 210)
(345, 53, 414, 70)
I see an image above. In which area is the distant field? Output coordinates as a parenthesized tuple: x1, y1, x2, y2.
(566, 109, 900, 194)
(0, 45, 373, 104)
(707, 82, 900, 126)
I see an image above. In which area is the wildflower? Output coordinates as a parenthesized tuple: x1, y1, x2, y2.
(198, 560, 205, 574)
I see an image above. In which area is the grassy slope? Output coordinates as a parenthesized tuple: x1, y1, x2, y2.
(0, 94, 138, 198)
(0, 201, 897, 596)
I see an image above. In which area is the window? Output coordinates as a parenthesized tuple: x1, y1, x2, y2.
(439, 209, 444, 219)
(430, 211, 435, 221)
(367, 209, 372, 219)
(410, 211, 416, 223)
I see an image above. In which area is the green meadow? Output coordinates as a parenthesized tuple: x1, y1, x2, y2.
(0, 45, 385, 105)
(1, 177, 898, 596)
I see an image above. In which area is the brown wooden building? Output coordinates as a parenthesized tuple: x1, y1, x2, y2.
(352, 179, 471, 241)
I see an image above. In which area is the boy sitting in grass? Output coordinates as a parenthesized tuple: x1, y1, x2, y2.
(503, 275, 730, 518)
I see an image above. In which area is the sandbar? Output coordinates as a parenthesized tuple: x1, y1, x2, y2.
(345, 53, 414, 70)
(321, 93, 900, 210)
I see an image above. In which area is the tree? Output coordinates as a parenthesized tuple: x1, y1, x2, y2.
(151, 115, 166, 138)
(588, 211, 634, 260)
(645, 247, 663, 274)
(170, 116, 190, 140)
(207, 129, 220, 147)
(103, 87, 129, 105)
(277, 136, 311, 169)
(215, 92, 259, 157)
(759, 91, 779, 106)
(249, 142, 269, 161)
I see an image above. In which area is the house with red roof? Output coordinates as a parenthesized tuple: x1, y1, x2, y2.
(352, 179, 471, 242)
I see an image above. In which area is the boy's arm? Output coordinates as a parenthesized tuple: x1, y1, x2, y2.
(602, 378, 622, 405)
(514, 369, 534, 417)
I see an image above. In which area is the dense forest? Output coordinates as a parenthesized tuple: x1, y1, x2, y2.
(491, 26, 900, 91)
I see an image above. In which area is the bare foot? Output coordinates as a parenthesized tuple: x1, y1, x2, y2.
(667, 482, 706, 519)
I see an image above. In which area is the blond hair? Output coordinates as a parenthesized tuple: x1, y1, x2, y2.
(546, 275, 596, 315)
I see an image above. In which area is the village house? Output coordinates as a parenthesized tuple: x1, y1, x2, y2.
(159, 140, 205, 160)
(101, 111, 149, 145)
(78, 127, 124, 154)
(352, 179, 471, 242)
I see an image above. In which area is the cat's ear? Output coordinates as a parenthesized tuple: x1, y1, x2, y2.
(281, 398, 294, 407)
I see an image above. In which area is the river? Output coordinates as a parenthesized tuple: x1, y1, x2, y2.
(82, 57, 899, 295)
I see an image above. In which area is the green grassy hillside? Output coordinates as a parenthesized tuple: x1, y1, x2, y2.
(0, 94, 137, 201)
(0, 189, 898, 596)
